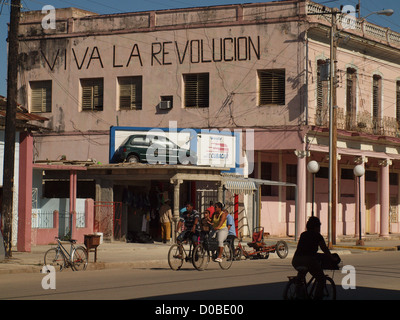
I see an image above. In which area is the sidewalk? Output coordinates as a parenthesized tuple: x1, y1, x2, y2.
(0, 237, 399, 275)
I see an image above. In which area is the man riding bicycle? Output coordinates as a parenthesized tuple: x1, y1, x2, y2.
(292, 216, 339, 299)
(176, 202, 200, 246)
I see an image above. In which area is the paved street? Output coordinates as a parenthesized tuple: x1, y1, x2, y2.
(0, 250, 399, 301)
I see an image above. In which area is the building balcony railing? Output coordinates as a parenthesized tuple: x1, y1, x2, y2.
(314, 108, 400, 138)
(307, 2, 400, 50)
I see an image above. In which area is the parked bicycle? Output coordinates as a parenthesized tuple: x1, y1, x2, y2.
(44, 237, 88, 271)
(168, 232, 197, 270)
(283, 259, 341, 300)
(192, 234, 233, 271)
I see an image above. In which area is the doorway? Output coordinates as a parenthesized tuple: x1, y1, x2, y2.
(365, 193, 376, 234)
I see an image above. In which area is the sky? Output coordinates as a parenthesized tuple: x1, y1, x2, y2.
(0, 0, 400, 97)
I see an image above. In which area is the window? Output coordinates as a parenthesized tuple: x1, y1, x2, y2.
(81, 78, 103, 111)
(316, 60, 329, 125)
(183, 73, 209, 108)
(258, 69, 285, 105)
(118, 76, 142, 110)
(346, 68, 357, 129)
(316, 166, 329, 179)
(390, 172, 398, 186)
(260, 162, 272, 196)
(286, 164, 297, 201)
(30, 80, 52, 113)
(341, 168, 354, 180)
(365, 170, 377, 182)
(372, 75, 382, 133)
(260, 162, 278, 196)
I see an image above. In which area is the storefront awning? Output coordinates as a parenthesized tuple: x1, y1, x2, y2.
(223, 179, 257, 194)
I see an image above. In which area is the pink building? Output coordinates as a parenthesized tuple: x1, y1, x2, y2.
(16, 1, 400, 243)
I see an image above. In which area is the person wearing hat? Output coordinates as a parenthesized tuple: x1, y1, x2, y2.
(159, 199, 172, 243)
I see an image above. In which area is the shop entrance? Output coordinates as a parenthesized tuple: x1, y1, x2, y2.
(114, 181, 180, 242)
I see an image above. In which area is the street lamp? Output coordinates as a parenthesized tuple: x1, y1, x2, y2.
(354, 164, 365, 246)
(307, 160, 320, 217)
(362, 9, 394, 19)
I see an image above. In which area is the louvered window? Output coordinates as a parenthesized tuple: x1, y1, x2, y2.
(372, 75, 381, 119)
(183, 73, 209, 108)
(118, 76, 142, 110)
(316, 61, 329, 126)
(30, 81, 52, 113)
(346, 68, 357, 129)
(372, 75, 382, 134)
(81, 78, 103, 111)
(258, 69, 285, 105)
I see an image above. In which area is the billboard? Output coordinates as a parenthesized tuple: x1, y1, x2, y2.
(109, 124, 241, 171)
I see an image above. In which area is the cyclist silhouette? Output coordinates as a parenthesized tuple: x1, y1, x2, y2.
(292, 216, 337, 300)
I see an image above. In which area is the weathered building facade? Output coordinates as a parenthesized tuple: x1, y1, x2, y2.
(17, 1, 400, 240)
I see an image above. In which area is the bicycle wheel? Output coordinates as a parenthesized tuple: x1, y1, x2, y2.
(276, 240, 289, 259)
(309, 276, 336, 300)
(233, 247, 243, 261)
(72, 246, 88, 271)
(168, 244, 184, 270)
(192, 244, 209, 271)
(219, 242, 233, 270)
(44, 248, 66, 271)
(283, 277, 298, 300)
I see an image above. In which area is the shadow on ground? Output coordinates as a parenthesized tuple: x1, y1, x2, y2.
(140, 282, 400, 300)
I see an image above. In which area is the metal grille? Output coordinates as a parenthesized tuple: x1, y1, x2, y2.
(94, 202, 123, 240)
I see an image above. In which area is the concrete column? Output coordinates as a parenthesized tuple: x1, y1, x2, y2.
(69, 170, 77, 214)
(171, 179, 182, 243)
(295, 149, 308, 238)
(379, 159, 391, 237)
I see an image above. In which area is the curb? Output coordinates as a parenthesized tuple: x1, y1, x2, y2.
(333, 245, 399, 252)
(0, 260, 169, 275)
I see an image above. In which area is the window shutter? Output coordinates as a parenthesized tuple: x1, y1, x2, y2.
(119, 82, 131, 109)
(81, 79, 103, 111)
(119, 77, 142, 110)
(184, 73, 209, 108)
(258, 69, 285, 105)
(372, 75, 382, 134)
(82, 84, 93, 110)
(373, 76, 380, 118)
(30, 81, 51, 113)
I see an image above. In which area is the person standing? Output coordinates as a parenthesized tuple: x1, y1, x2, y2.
(225, 209, 237, 255)
(159, 199, 172, 243)
(212, 202, 228, 262)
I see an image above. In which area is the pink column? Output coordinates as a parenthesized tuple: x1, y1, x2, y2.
(69, 170, 77, 213)
(380, 160, 391, 237)
(295, 149, 307, 239)
(17, 132, 33, 252)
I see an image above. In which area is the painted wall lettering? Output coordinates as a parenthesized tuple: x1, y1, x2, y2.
(38, 35, 260, 71)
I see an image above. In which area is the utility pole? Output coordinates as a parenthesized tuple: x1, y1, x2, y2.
(307, 7, 338, 248)
(328, 9, 338, 249)
(2, 0, 22, 258)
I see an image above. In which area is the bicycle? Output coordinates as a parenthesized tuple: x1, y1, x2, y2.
(192, 234, 233, 271)
(283, 261, 341, 300)
(233, 236, 288, 260)
(167, 232, 198, 270)
(44, 237, 88, 271)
